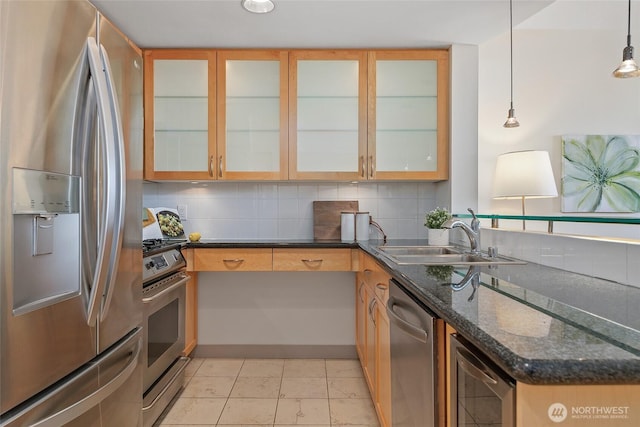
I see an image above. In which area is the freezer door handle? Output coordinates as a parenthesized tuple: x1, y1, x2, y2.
(29, 336, 140, 427)
(84, 37, 119, 327)
(0, 330, 142, 427)
(98, 42, 126, 321)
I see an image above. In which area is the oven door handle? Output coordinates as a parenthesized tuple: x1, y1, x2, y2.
(456, 346, 499, 385)
(143, 273, 190, 303)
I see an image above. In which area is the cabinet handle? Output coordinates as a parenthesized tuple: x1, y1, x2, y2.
(208, 155, 214, 177)
(218, 156, 223, 178)
(376, 283, 387, 291)
(364, 268, 372, 275)
(369, 155, 374, 178)
(360, 155, 366, 178)
(223, 259, 244, 263)
(301, 259, 323, 263)
(368, 297, 377, 324)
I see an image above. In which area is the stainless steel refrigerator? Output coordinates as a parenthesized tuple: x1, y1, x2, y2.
(0, 0, 143, 425)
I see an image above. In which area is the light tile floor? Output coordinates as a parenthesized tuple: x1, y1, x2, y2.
(154, 358, 380, 427)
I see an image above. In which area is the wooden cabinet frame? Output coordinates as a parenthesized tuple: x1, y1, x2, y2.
(145, 48, 450, 181)
(367, 49, 450, 180)
(216, 50, 289, 180)
(143, 49, 217, 180)
(356, 253, 392, 427)
(288, 50, 369, 180)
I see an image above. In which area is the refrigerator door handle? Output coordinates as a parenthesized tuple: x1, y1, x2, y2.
(98, 43, 126, 321)
(85, 37, 118, 327)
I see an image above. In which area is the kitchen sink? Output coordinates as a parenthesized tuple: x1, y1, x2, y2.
(374, 245, 462, 256)
(376, 246, 526, 266)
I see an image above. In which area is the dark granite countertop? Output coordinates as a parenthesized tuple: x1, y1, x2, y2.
(186, 239, 357, 249)
(185, 238, 640, 385)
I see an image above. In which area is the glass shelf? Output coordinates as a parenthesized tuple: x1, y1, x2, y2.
(376, 128, 437, 132)
(155, 129, 207, 133)
(155, 95, 207, 99)
(376, 95, 437, 99)
(226, 95, 279, 99)
(226, 129, 280, 133)
(455, 213, 640, 225)
(454, 213, 640, 233)
(297, 95, 359, 99)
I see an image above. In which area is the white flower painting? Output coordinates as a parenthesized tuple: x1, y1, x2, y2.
(561, 135, 640, 213)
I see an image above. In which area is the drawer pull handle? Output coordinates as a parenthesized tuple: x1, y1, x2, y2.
(223, 259, 244, 263)
(301, 259, 323, 263)
(376, 283, 387, 291)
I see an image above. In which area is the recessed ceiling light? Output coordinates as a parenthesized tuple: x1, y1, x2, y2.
(242, 0, 275, 14)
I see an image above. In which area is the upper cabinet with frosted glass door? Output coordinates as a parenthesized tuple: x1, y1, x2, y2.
(144, 50, 216, 180)
(217, 51, 288, 180)
(368, 50, 449, 180)
(289, 51, 368, 180)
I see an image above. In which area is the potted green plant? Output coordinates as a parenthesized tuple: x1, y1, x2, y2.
(424, 207, 452, 246)
(426, 265, 455, 283)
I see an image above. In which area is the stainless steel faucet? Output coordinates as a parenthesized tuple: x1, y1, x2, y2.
(442, 208, 481, 254)
(450, 265, 481, 302)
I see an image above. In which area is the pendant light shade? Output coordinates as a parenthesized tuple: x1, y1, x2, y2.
(613, 0, 640, 78)
(504, 107, 519, 128)
(504, 0, 520, 128)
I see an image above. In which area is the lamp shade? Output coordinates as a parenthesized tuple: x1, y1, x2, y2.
(493, 150, 558, 199)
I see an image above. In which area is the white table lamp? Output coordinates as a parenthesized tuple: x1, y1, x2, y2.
(492, 150, 558, 230)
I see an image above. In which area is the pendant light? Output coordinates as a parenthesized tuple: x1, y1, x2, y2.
(504, 0, 520, 128)
(613, 0, 640, 78)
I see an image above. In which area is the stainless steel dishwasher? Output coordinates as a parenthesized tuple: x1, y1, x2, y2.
(387, 279, 437, 427)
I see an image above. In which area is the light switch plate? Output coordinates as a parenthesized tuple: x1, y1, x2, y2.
(177, 204, 187, 221)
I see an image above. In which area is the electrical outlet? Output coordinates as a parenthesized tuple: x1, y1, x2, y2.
(177, 204, 187, 221)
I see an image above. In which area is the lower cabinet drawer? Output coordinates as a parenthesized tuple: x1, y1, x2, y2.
(193, 248, 273, 271)
(273, 248, 352, 271)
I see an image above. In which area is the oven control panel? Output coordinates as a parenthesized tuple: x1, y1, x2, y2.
(143, 248, 186, 285)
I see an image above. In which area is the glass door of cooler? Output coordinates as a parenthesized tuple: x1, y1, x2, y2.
(450, 334, 515, 427)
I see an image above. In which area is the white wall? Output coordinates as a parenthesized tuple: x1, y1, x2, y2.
(449, 44, 479, 214)
(478, 9, 640, 239)
(197, 272, 355, 346)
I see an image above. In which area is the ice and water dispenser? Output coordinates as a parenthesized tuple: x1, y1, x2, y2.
(12, 168, 81, 315)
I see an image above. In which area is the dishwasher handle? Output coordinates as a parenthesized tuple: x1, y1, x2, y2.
(386, 296, 429, 343)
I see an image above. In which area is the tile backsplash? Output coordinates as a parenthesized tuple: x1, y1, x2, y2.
(143, 181, 446, 240)
(144, 181, 640, 288)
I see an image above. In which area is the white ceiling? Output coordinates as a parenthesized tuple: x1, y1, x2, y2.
(91, 0, 561, 49)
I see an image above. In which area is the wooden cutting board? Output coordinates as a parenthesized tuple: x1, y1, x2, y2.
(313, 200, 359, 240)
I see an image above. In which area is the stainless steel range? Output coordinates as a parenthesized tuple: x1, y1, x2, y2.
(142, 239, 190, 427)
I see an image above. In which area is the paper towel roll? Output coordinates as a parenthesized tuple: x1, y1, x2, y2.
(341, 212, 355, 241)
(356, 212, 370, 241)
